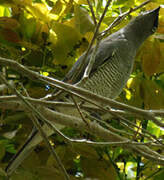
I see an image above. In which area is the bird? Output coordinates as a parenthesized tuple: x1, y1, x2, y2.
(5, 7, 160, 176)
(63, 7, 160, 99)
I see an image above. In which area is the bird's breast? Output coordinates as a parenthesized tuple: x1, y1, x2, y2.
(79, 52, 133, 99)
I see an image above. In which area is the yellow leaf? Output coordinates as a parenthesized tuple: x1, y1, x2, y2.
(27, 3, 50, 23)
(141, 38, 161, 76)
(117, 162, 124, 171)
(50, 0, 68, 21)
(40, 71, 49, 76)
(141, 79, 164, 109)
(0, 5, 10, 17)
(127, 77, 134, 89)
(64, 17, 75, 28)
(14, 0, 32, 5)
(77, 37, 89, 55)
(50, 0, 63, 15)
(124, 88, 132, 100)
(157, 7, 164, 34)
(74, 5, 95, 34)
(123, 73, 143, 108)
(51, 22, 82, 65)
(145, 2, 162, 11)
(74, 0, 88, 5)
(156, 43, 164, 73)
(84, 31, 94, 43)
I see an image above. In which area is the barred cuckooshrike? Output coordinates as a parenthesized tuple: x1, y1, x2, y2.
(6, 7, 160, 175)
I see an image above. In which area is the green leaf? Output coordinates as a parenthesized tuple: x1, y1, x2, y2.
(112, 0, 135, 8)
(0, 5, 11, 17)
(20, 15, 36, 39)
(147, 121, 162, 137)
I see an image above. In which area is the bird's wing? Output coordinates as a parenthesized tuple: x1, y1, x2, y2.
(63, 38, 120, 84)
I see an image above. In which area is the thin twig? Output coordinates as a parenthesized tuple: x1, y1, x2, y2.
(39, 107, 164, 164)
(108, 110, 162, 144)
(0, 96, 161, 145)
(133, 0, 151, 11)
(90, 107, 162, 144)
(71, 95, 89, 126)
(99, 0, 152, 37)
(1, 95, 163, 120)
(85, 112, 133, 137)
(2, 95, 163, 121)
(87, 0, 97, 25)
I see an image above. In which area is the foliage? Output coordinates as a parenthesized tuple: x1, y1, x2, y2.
(0, 0, 164, 180)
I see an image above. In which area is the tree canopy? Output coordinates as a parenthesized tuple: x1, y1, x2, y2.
(0, 0, 164, 180)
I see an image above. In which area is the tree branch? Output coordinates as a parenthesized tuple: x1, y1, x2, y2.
(0, 57, 163, 128)
(99, 0, 152, 37)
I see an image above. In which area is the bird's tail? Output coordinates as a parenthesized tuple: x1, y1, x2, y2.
(5, 124, 54, 176)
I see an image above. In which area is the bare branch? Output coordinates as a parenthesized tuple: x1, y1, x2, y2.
(0, 93, 163, 164)
(99, 0, 152, 37)
(87, 0, 97, 25)
(0, 57, 163, 128)
(38, 106, 164, 165)
(71, 95, 89, 126)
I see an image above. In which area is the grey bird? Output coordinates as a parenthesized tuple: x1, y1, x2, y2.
(6, 7, 160, 175)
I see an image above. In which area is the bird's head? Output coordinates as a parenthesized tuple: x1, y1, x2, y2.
(123, 7, 160, 48)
